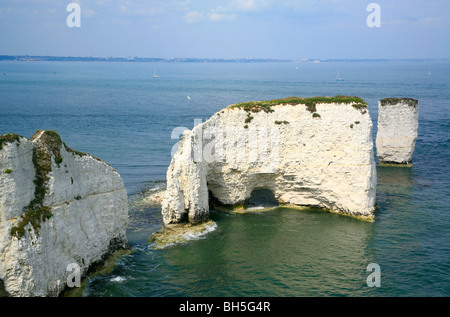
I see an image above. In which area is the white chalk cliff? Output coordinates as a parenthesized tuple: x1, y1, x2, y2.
(162, 96, 377, 224)
(376, 98, 419, 165)
(0, 130, 128, 297)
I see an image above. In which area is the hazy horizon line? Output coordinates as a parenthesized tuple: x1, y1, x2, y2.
(1, 55, 450, 63)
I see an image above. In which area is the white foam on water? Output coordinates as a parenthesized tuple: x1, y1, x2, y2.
(110, 276, 126, 283)
(179, 222, 218, 242)
(246, 206, 265, 210)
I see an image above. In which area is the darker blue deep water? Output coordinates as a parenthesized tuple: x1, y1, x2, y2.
(0, 61, 449, 296)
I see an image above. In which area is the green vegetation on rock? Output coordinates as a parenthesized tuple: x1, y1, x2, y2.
(231, 96, 367, 126)
(380, 98, 418, 107)
(149, 220, 216, 249)
(379, 161, 413, 167)
(10, 129, 110, 238)
(63, 141, 107, 165)
(0, 133, 22, 150)
(10, 130, 64, 238)
(230, 95, 368, 113)
(63, 142, 88, 157)
(10, 206, 52, 238)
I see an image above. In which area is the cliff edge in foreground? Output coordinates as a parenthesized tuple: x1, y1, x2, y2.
(162, 96, 377, 225)
(0, 130, 129, 297)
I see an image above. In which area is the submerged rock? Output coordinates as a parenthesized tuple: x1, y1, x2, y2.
(142, 188, 165, 206)
(162, 96, 377, 224)
(0, 130, 129, 297)
(376, 98, 419, 166)
(149, 220, 217, 249)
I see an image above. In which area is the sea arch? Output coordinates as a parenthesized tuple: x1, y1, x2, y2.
(161, 97, 377, 224)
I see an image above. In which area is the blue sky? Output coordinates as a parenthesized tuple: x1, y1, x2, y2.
(0, 0, 449, 59)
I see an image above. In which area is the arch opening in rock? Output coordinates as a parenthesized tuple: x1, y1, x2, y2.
(247, 188, 279, 209)
(208, 189, 249, 211)
(162, 96, 377, 225)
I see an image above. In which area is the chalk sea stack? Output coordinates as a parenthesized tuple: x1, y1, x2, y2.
(161, 96, 377, 226)
(0, 130, 129, 297)
(376, 98, 419, 166)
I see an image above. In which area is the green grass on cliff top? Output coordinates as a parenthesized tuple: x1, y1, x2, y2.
(229, 95, 368, 113)
(0, 133, 22, 150)
(380, 98, 418, 107)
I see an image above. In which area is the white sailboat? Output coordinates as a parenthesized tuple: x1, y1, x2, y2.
(336, 72, 344, 81)
(153, 67, 159, 79)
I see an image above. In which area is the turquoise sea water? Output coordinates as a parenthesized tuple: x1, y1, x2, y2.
(0, 61, 449, 296)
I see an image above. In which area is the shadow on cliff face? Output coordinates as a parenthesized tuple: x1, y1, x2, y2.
(208, 187, 279, 212)
(0, 279, 8, 297)
(247, 188, 279, 209)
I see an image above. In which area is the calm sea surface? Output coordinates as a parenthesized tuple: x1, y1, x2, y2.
(0, 61, 449, 296)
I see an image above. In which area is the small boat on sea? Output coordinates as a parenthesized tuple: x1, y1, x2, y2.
(153, 68, 159, 79)
(336, 72, 344, 81)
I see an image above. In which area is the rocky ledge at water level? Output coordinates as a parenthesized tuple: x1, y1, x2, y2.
(160, 96, 378, 233)
(0, 130, 129, 297)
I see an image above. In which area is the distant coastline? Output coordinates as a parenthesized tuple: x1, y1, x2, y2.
(0, 55, 449, 63)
